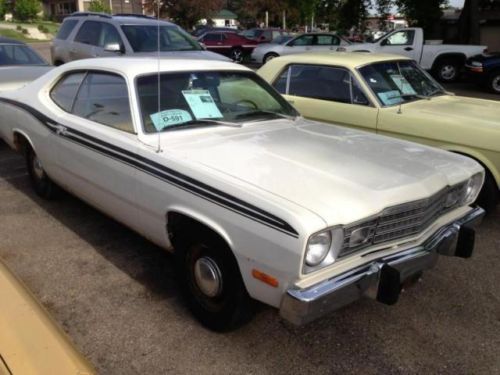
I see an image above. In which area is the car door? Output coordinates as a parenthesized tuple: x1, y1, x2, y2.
(49, 70, 139, 229)
(282, 34, 315, 56)
(70, 20, 102, 60)
(378, 30, 420, 60)
(200, 32, 226, 54)
(310, 34, 342, 52)
(272, 64, 378, 132)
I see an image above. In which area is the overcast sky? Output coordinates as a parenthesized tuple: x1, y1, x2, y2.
(449, 0, 465, 7)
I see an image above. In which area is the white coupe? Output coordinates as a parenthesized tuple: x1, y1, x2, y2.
(0, 58, 485, 331)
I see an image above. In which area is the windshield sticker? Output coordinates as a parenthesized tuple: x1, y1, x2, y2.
(390, 74, 416, 95)
(378, 90, 404, 106)
(150, 109, 193, 131)
(182, 90, 223, 120)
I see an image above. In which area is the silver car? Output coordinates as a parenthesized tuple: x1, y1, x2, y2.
(251, 33, 351, 64)
(51, 12, 229, 65)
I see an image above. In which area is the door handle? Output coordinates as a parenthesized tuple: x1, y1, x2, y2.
(55, 124, 68, 136)
(404, 47, 413, 51)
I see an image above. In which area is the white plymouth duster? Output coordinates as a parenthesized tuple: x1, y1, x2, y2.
(0, 58, 485, 331)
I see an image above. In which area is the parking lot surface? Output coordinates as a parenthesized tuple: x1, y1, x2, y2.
(0, 140, 499, 374)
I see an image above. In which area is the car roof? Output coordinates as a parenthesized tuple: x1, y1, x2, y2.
(65, 12, 177, 27)
(271, 52, 412, 69)
(59, 57, 251, 77)
(0, 37, 25, 45)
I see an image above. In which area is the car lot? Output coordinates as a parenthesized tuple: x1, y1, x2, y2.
(1, 138, 499, 374)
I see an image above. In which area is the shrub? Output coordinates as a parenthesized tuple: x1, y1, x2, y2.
(37, 24, 48, 33)
(16, 25, 22, 30)
(87, 0, 110, 13)
(22, 28, 28, 34)
(13, 0, 41, 21)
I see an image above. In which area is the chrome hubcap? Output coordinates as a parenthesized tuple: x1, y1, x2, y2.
(194, 256, 223, 298)
(232, 50, 242, 62)
(492, 75, 500, 92)
(32, 155, 44, 180)
(440, 65, 456, 80)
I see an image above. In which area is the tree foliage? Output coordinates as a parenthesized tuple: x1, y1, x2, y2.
(13, 0, 41, 21)
(394, 0, 448, 36)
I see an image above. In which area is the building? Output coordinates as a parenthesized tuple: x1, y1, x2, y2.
(199, 9, 238, 29)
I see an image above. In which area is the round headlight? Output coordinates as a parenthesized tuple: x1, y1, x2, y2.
(305, 231, 332, 266)
(461, 173, 484, 205)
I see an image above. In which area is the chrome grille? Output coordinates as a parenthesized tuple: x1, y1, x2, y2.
(341, 183, 466, 257)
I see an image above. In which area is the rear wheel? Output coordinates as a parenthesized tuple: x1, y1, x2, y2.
(488, 70, 500, 94)
(230, 47, 244, 63)
(26, 144, 57, 199)
(264, 52, 279, 64)
(174, 226, 255, 331)
(434, 59, 460, 82)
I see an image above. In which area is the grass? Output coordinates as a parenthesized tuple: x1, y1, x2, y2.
(0, 28, 40, 42)
(0, 20, 60, 35)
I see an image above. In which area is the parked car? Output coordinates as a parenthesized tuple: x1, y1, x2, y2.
(258, 53, 499, 212)
(51, 12, 229, 65)
(239, 28, 288, 43)
(197, 31, 258, 62)
(0, 37, 53, 91)
(0, 57, 485, 331)
(251, 32, 351, 64)
(0, 258, 95, 374)
(342, 27, 486, 82)
(465, 53, 500, 94)
(192, 26, 239, 38)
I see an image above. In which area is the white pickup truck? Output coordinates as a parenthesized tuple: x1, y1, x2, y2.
(343, 28, 486, 82)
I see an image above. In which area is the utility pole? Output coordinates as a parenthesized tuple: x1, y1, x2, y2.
(283, 10, 286, 30)
(265, 11, 269, 27)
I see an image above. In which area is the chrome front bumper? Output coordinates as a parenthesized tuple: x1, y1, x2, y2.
(280, 207, 485, 325)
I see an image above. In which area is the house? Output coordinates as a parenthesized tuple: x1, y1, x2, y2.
(199, 9, 239, 29)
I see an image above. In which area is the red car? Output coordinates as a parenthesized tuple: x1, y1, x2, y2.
(198, 32, 258, 62)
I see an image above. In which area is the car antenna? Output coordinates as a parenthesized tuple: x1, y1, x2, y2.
(155, 0, 162, 153)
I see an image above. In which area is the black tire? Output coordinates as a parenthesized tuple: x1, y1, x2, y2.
(433, 59, 460, 82)
(174, 227, 255, 331)
(25, 144, 57, 199)
(263, 52, 279, 64)
(230, 47, 244, 63)
(488, 70, 500, 94)
(476, 172, 499, 214)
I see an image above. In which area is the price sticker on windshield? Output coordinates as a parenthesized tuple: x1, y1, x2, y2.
(182, 90, 223, 120)
(150, 109, 193, 131)
(390, 74, 416, 95)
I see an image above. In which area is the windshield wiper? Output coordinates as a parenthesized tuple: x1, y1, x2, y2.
(235, 110, 297, 121)
(160, 119, 242, 132)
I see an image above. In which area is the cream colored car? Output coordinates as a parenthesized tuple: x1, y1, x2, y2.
(258, 53, 500, 212)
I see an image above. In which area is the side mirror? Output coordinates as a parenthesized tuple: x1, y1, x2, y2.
(380, 39, 388, 46)
(104, 43, 124, 53)
(199, 42, 207, 50)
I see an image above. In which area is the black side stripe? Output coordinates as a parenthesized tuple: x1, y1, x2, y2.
(0, 98, 299, 238)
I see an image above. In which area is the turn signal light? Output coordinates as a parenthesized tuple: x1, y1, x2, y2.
(252, 269, 279, 288)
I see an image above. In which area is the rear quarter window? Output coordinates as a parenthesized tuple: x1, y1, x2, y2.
(56, 19, 78, 40)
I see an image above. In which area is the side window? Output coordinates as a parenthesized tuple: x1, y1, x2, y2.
(56, 19, 78, 40)
(72, 73, 134, 133)
(385, 30, 415, 46)
(100, 23, 122, 47)
(74, 21, 102, 46)
(290, 35, 314, 46)
(331, 36, 341, 46)
(275, 64, 369, 106)
(203, 33, 220, 42)
(315, 35, 333, 46)
(50, 72, 86, 112)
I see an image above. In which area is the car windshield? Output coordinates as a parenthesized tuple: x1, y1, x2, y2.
(137, 71, 298, 133)
(0, 44, 46, 65)
(121, 25, 202, 52)
(271, 35, 292, 44)
(359, 60, 446, 106)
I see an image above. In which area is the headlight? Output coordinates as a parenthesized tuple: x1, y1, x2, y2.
(461, 172, 484, 205)
(304, 228, 344, 272)
(305, 231, 331, 266)
(470, 61, 483, 67)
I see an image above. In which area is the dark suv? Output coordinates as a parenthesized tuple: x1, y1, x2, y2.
(51, 12, 229, 65)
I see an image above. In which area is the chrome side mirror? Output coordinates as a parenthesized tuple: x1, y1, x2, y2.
(104, 43, 123, 53)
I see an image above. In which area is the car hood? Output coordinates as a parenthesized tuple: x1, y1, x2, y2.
(0, 66, 53, 91)
(134, 50, 231, 61)
(163, 119, 480, 226)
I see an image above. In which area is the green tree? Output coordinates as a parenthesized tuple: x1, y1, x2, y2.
(395, 0, 448, 36)
(13, 0, 41, 21)
(88, 0, 111, 13)
(0, 0, 7, 18)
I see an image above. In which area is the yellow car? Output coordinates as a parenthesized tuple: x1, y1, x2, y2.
(258, 53, 500, 212)
(0, 259, 95, 374)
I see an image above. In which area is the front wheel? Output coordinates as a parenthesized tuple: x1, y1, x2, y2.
(26, 144, 57, 199)
(230, 47, 244, 63)
(434, 59, 460, 82)
(476, 172, 499, 214)
(175, 228, 255, 331)
(488, 71, 500, 94)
